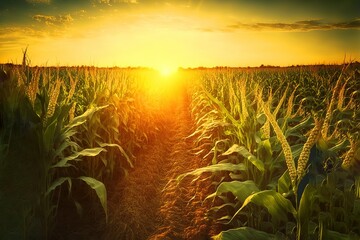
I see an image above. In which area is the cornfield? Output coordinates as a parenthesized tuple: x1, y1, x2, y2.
(0, 57, 359, 239)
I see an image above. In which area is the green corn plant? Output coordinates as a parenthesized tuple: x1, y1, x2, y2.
(0, 65, 43, 239)
(175, 66, 359, 240)
(0, 64, 113, 239)
(41, 71, 112, 238)
(41, 102, 110, 233)
(177, 70, 289, 233)
(73, 68, 161, 184)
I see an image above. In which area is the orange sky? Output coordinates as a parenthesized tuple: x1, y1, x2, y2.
(0, 0, 359, 68)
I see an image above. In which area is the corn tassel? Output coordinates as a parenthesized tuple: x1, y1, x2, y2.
(263, 101, 297, 185)
(45, 79, 61, 122)
(297, 118, 323, 181)
(342, 138, 355, 170)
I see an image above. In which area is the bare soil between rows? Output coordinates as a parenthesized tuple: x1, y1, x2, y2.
(103, 84, 216, 239)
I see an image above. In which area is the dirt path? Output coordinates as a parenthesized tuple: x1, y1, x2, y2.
(103, 80, 215, 239)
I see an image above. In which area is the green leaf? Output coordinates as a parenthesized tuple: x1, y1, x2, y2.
(52, 147, 106, 168)
(257, 113, 267, 125)
(43, 119, 57, 154)
(325, 230, 358, 240)
(211, 140, 229, 164)
(98, 142, 133, 168)
(78, 176, 107, 222)
(223, 144, 264, 171)
(285, 116, 312, 138)
(46, 177, 71, 196)
(209, 202, 236, 213)
(298, 184, 317, 240)
(278, 170, 291, 195)
(258, 138, 274, 166)
(212, 227, 276, 240)
(291, 144, 304, 160)
(203, 89, 240, 127)
(328, 139, 348, 152)
(230, 190, 296, 224)
(54, 140, 79, 159)
(209, 180, 260, 203)
(74, 200, 83, 217)
(65, 105, 108, 131)
(176, 163, 246, 182)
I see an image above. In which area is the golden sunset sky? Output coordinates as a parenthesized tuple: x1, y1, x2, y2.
(0, 0, 359, 68)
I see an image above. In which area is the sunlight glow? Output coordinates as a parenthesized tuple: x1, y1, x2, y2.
(0, 2, 357, 67)
(145, 65, 182, 101)
(158, 66, 178, 77)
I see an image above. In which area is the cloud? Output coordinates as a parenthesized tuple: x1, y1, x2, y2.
(196, 27, 233, 33)
(0, 27, 40, 38)
(32, 14, 74, 26)
(226, 18, 360, 32)
(0, 27, 44, 51)
(0, 26, 67, 41)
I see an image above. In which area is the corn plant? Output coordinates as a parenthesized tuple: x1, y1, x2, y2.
(177, 65, 359, 239)
(0, 63, 112, 239)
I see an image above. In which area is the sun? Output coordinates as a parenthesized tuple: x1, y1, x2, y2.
(158, 66, 178, 77)
(147, 65, 181, 100)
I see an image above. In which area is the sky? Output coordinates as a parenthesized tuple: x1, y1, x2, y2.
(0, 0, 359, 68)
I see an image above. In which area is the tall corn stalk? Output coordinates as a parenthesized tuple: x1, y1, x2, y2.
(177, 66, 359, 240)
(0, 63, 113, 238)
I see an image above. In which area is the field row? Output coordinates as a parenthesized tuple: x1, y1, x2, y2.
(183, 65, 359, 239)
(0, 62, 359, 239)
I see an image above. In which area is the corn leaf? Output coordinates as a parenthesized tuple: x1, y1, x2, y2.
(78, 176, 107, 222)
(298, 184, 317, 240)
(98, 142, 133, 168)
(229, 190, 296, 224)
(212, 227, 276, 240)
(324, 230, 358, 240)
(285, 116, 312, 138)
(222, 144, 264, 172)
(278, 170, 292, 195)
(328, 139, 348, 152)
(43, 119, 58, 154)
(208, 180, 260, 203)
(177, 163, 246, 182)
(65, 105, 108, 131)
(51, 147, 106, 168)
(209, 202, 236, 213)
(203, 89, 239, 127)
(46, 177, 71, 196)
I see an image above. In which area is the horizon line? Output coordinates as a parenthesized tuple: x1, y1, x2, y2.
(1, 61, 359, 69)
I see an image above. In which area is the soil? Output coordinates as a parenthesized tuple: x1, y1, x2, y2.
(103, 78, 217, 240)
